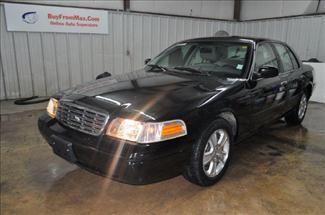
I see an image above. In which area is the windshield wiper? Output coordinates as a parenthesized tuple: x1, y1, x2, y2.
(147, 64, 167, 72)
(173, 66, 209, 75)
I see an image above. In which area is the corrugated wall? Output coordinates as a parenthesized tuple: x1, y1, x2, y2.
(236, 15, 325, 62)
(0, 5, 236, 99)
(1, 4, 324, 100)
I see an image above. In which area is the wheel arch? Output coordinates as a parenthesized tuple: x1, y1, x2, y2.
(305, 82, 313, 99)
(217, 111, 238, 141)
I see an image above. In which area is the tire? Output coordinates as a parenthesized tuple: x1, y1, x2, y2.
(285, 91, 308, 125)
(183, 118, 233, 186)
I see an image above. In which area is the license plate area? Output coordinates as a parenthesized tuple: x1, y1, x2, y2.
(51, 135, 77, 163)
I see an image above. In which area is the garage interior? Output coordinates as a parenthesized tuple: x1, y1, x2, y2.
(1, 0, 325, 214)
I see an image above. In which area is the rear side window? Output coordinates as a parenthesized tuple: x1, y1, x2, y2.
(255, 43, 278, 71)
(287, 48, 300, 69)
(274, 43, 295, 72)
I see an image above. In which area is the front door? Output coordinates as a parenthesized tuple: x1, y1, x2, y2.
(248, 42, 286, 130)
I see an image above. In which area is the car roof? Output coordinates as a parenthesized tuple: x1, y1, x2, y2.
(182, 36, 283, 44)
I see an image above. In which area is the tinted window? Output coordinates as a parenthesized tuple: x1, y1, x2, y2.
(274, 43, 294, 72)
(156, 44, 195, 68)
(150, 42, 251, 78)
(287, 48, 299, 69)
(255, 43, 278, 71)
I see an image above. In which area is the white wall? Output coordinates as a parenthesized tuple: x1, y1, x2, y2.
(4, 0, 124, 10)
(241, 0, 325, 20)
(320, 0, 325, 12)
(130, 0, 234, 20)
(0, 4, 235, 99)
(0, 3, 324, 100)
(6, 0, 325, 21)
(236, 15, 325, 62)
(5, 0, 235, 20)
(305, 63, 325, 103)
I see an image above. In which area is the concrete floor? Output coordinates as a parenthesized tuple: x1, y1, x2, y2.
(1, 101, 325, 214)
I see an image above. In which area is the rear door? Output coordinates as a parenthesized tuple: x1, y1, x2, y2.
(272, 43, 302, 113)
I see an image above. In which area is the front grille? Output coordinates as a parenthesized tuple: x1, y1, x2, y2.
(56, 102, 109, 136)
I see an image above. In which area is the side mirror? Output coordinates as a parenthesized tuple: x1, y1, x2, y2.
(144, 58, 151, 65)
(96, 72, 111, 80)
(255, 66, 279, 79)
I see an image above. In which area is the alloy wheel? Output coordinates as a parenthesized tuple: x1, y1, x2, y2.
(298, 93, 307, 120)
(202, 129, 230, 178)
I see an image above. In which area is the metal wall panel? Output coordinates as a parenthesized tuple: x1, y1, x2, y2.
(130, 0, 234, 20)
(1, 6, 20, 99)
(0, 4, 324, 100)
(55, 34, 70, 91)
(41, 33, 59, 95)
(66, 34, 78, 87)
(28, 33, 47, 96)
(12, 32, 34, 98)
(240, 0, 324, 20)
(235, 15, 325, 62)
(5, 0, 124, 10)
(0, 57, 5, 100)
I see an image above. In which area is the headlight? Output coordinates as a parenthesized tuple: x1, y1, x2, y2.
(46, 98, 59, 118)
(107, 118, 187, 143)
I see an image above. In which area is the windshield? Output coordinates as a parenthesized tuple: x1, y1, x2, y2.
(149, 41, 251, 78)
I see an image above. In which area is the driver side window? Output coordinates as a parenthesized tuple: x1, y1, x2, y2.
(255, 43, 278, 71)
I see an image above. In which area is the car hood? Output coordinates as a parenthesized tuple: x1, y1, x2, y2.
(59, 69, 241, 121)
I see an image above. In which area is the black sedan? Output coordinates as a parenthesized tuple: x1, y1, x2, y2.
(39, 36, 314, 186)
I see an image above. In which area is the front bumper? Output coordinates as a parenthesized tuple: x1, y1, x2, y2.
(38, 113, 190, 185)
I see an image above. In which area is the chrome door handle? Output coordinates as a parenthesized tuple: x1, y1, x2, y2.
(281, 81, 288, 86)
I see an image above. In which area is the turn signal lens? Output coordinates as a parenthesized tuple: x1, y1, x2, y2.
(161, 122, 186, 138)
(107, 118, 187, 144)
(47, 98, 59, 118)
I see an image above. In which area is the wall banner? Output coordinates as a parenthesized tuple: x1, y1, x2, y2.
(4, 3, 108, 34)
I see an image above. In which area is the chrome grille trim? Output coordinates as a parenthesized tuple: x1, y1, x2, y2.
(56, 102, 109, 136)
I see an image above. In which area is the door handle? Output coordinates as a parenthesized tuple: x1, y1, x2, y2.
(281, 81, 288, 86)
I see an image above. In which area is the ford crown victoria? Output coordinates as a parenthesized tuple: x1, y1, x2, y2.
(39, 37, 314, 186)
